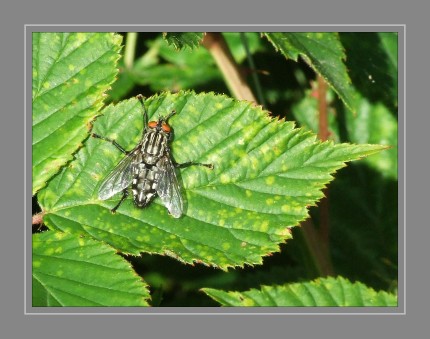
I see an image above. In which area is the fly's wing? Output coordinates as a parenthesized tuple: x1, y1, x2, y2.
(156, 156, 184, 218)
(98, 152, 137, 200)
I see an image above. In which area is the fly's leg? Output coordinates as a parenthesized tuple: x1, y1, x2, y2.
(91, 133, 129, 155)
(136, 94, 148, 127)
(173, 161, 214, 170)
(92, 94, 146, 152)
(111, 189, 129, 213)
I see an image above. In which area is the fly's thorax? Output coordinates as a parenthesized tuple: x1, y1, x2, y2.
(140, 128, 170, 165)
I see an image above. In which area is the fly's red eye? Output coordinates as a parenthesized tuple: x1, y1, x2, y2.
(148, 121, 158, 128)
(161, 122, 171, 133)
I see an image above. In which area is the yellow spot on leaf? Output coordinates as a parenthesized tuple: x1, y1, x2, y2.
(241, 297, 256, 306)
(265, 176, 275, 185)
(220, 174, 230, 184)
(188, 106, 197, 113)
(78, 237, 85, 246)
(189, 135, 199, 144)
(260, 144, 270, 154)
(54, 232, 65, 240)
(260, 220, 269, 232)
(76, 32, 86, 41)
(44, 248, 54, 256)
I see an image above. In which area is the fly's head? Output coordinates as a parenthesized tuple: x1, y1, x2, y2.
(147, 110, 176, 140)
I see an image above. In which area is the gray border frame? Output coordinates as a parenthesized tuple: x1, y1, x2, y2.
(26, 25, 404, 315)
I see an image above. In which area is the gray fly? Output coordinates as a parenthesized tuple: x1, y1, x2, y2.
(92, 95, 213, 217)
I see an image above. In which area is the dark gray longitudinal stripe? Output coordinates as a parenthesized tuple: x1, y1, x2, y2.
(142, 131, 168, 159)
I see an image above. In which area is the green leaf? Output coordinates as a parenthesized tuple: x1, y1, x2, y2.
(263, 32, 355, 111)
(163, 32, 205, 50)
(38, 91, 386, 270)
(378, 32, 398, 72)
(131, 36, 222, 92)
(107, 59, 135, 102)
(32, 231, 150, 306)
(344, 95, 397, 179)
(202, 276, 397, 306)
(293, 88, 397, 179)
(340, 32, 398, 111)
(223, 32, 266, 63)
(32, 32, 122, 194)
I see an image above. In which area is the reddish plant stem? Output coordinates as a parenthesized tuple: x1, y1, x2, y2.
(316, 75, 332, 274)
(299, 76, 334, 277)
(317, 75, 329, 141)
(32, 212, 44, 225)
(318, 75, 330, 256)
(301, 219, 334, 276)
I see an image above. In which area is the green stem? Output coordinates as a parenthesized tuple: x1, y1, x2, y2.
(124, 32, 138, 69)
(240, 33, 266, 107)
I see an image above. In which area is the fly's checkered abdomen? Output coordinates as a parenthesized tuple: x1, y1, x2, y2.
(132, 163, 161, 207)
